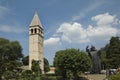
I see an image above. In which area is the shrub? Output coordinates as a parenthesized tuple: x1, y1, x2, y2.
(45, 73, 56, 76)
(109, 73, 120, 80)
(54, 49, 91, 79)
(40, 74, 63, 80)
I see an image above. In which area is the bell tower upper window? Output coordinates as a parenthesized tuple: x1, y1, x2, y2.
(31, 29, 33, 34)
(35, 28, 37, 34)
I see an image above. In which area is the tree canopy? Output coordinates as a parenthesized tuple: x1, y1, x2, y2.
(31, 60, 41, 75)
(54, 48, 91, 80)
(106, 37, 120, 68)
(0, 38, 23, 79)
(44, 58, 50, 73)
(22, 56, 29, 65)
(22, 56, 50, 73)
(0, 38, 23, 61)
(99, 37, 120, 69)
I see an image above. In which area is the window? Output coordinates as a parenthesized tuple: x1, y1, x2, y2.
(31, 29, 33, 34)
(35, 28, 37, 34)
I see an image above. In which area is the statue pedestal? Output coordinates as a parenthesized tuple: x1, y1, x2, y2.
(90, 51, 101, 74)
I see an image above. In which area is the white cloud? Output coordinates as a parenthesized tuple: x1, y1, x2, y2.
(0, 25, 25, 33)
(44, 12, 119, 48)
(89, 12, 119, 40)
(55, 13, 119, 43)
(57, 22, 89, 43)
(87, 25, 118, 40)
(0, 5, 10, 18)
(72, 1, 106, 21)
(0, 4, 25, 33)
(91, 13, 116, 26)
(44, 37, 61, 47)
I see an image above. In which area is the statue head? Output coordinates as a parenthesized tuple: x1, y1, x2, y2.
(90, 45, 96, 51)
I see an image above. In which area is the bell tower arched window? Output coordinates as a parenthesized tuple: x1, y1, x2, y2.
(31, 29, 33, 34)
(35, 28, 37, 34)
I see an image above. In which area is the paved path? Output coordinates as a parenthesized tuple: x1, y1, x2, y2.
(86, 74, 106, 80)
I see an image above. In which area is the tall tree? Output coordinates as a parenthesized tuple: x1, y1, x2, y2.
(98, 44, 109, 69)
(22, 56, 50, 73)
(99, 37, 120, 69)
(106, 37, 120, 68)
(31, 60, 41, 75)
(54, 48, 91, 80)
(44, 58, 50, 73)
(0, 38, 23, 79)
(22, 56, 29, 65)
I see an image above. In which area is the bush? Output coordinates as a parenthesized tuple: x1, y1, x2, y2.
(56, 76, 63, 80)
(54, 49, 91, 79)
(40, 74, 63, 80)
(45, 73, 56, 76)
(109, 73, 120, 80)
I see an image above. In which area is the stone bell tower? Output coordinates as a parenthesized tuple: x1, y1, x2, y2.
(29, 12, 44, 73)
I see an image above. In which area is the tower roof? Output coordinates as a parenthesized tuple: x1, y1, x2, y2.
(29, 12, 43, 28)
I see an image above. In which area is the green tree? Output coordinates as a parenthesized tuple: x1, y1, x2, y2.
(31, 60, 41, 75)
(106, 37, 120, 68)
(54, 48, 91, 80)
(44, 58, 50, 73)
(0, 38, 23, 61)
(21, 70, 34, 80)
(98, 37, 120, 69)
(22, 55, 50, 73)
(0, 38, 23, 79)
(22, 56, 29, 65)
(108, 73, 120, 80)
(98, 44, 109, 69)
(3, 71, 15, 80)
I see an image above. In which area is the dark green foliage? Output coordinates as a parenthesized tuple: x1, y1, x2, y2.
(10, 41, 23, 60)
(54, 48, 91, 80)
(0, 38, 9, 45)
(41, 74, 63, 80)
(22, 56, 29, 65)
(22, 55, 50, 73)
(41, 76, 56, 80)
(0, 40, 23, 61)
(0, 38, 23, 79)
(31, 60, 41, 75)
(106, 37, 120, 68)
(22, 70, 33, 75)
(44, 58, 50, 73)
(98, 44, 109, 69)
(21, 70, 34, 79)
(108, 73, 120, 80)
(99, 37, 120, 69)
(3, 71, 15, 79)
(45, 73, 56, 76)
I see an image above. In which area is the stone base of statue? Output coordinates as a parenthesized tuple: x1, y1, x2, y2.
(90, 51, 101, 74)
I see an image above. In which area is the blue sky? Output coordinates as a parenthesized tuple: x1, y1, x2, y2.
(0, 0, 120, 64)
